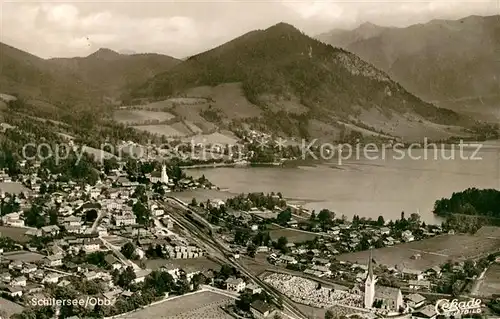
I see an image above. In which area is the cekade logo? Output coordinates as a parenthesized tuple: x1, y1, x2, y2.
(435, 298, 483, 316)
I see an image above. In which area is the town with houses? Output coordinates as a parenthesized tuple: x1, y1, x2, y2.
(0, 142, 498, 319)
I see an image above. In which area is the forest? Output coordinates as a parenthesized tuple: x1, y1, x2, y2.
(433, 188, 500, 218)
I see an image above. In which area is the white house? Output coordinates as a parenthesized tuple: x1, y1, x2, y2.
(412, 304, 437, 319)
(279, 255, 297, 265)
(63, 216, 82, 228)
(83, 238, 101, 253)
(402, 230, 415, 242)
(42, 273, 60, 284)
(406, 293, 426, 309)
(12, 276, 27, 287)
(226, 277, 246, 292)
(133, 269, 151, 284)
(21, 264, 37, 274)
(114, 213, 136, 226)
(44, 255, 63, 267)
(1, 212, 24, 227)
(3, 286, 23, 298)
(41, 225, 60, 236)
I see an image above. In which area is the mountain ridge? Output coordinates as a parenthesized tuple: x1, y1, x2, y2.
(0, 42, 181, 105)
(129, 22, 474, 141)
(317, 14, 500, 118)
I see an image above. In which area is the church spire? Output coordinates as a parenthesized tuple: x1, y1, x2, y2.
(367, 248, 374, 281)
(364, 248, 376, 309)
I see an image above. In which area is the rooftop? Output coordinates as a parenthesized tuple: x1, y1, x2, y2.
(251, 300, 273, 314)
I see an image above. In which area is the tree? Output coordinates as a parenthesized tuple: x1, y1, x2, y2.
(143, 270, 175, 296)
(190, 197, 197, 206)
(247, 244, 257, 258)
(451, 280, 463, 297)
(24, 205, 46, 228)
(191, 273, 206, 291)
(39, 183, 47, 194)
(276, 236, 288, 253)
(317, 209, 334, 227)
(132, 201, 150, 225)
(409, 213, 421, 226)
(85, 209, 98, 223)
(49, 208, 59, 225)
(277, 208, 292, 225)
(86, 251, 108, 267)
(169, 164, 184, 183)
(377, 215, 385, 226)
(115, 266, 136, 289)
(132, 185, 147, 202)
(235, 291, 253, 311)
(234, 229, 251, 246)
(121, 242, 136, 259)
(103, 157, 119, 175)
(309, 211, 316, 221)
(325, 310, 335, 319)
(463, 259, 480, 278)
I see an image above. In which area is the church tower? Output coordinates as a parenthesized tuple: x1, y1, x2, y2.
(364, 249, 377, 308)
(161, 164, 169, 184)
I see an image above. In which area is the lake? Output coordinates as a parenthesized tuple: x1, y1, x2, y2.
(186, 142, 500, 224)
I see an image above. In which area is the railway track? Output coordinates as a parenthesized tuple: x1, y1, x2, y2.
(160, 198, 309, 319)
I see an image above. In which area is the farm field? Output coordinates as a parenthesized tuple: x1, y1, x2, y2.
(269, 228, 318, 243)
(337, 232, 500, 271)
(293, 303, 363, 319)
(0, 182, 28, 194)
(133, 124, 187, 137)
(184, 83, 262, 120)
(140, 257, 220, 271)
(113, 110, 175, 124)
(251, 210, 279, 219)
(2, 250, 45, 262)
(120, 291, 233, 319)
(182, 132, 239, 145)
(0, 226, 30, 242)
(0, 297, 24, 318)
(477, 263, 500, 297)
(82, 145, 115, 160)
(127, 98, 207, 110)
(184, 121, 203, 134)
(175, 189, 237, 204)
(170, 121, 194, 135)
(475, 226, 500, 239)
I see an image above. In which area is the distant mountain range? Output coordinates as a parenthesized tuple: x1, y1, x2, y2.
(317, 15, 500, 117)
(0, 43, 180, 106)
(129, 22, 472, 140)
(0, 20, 488, 141)
(48, 48, 180, 100)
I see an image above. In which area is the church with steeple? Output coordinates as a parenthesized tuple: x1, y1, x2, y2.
(364, 250, 377, 308)
(149, 163, 169, 185)
(364, 250, 404, 312)
(160, 164, 169, 184)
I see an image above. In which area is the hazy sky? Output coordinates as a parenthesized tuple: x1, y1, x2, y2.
(1, 0, 498, 59)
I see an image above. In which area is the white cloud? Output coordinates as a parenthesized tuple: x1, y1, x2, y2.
(41, 4, 79, 29)
(0, 1, 498, 59)
(282, 1, 347, 22)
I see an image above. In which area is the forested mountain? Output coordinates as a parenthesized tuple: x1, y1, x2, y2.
(0, 43, 180, 106)
(0, 42, 95, 107)
(130, 22, 473, 140)
(317, 15, 500, 117)
(48, 48, 180, 99)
